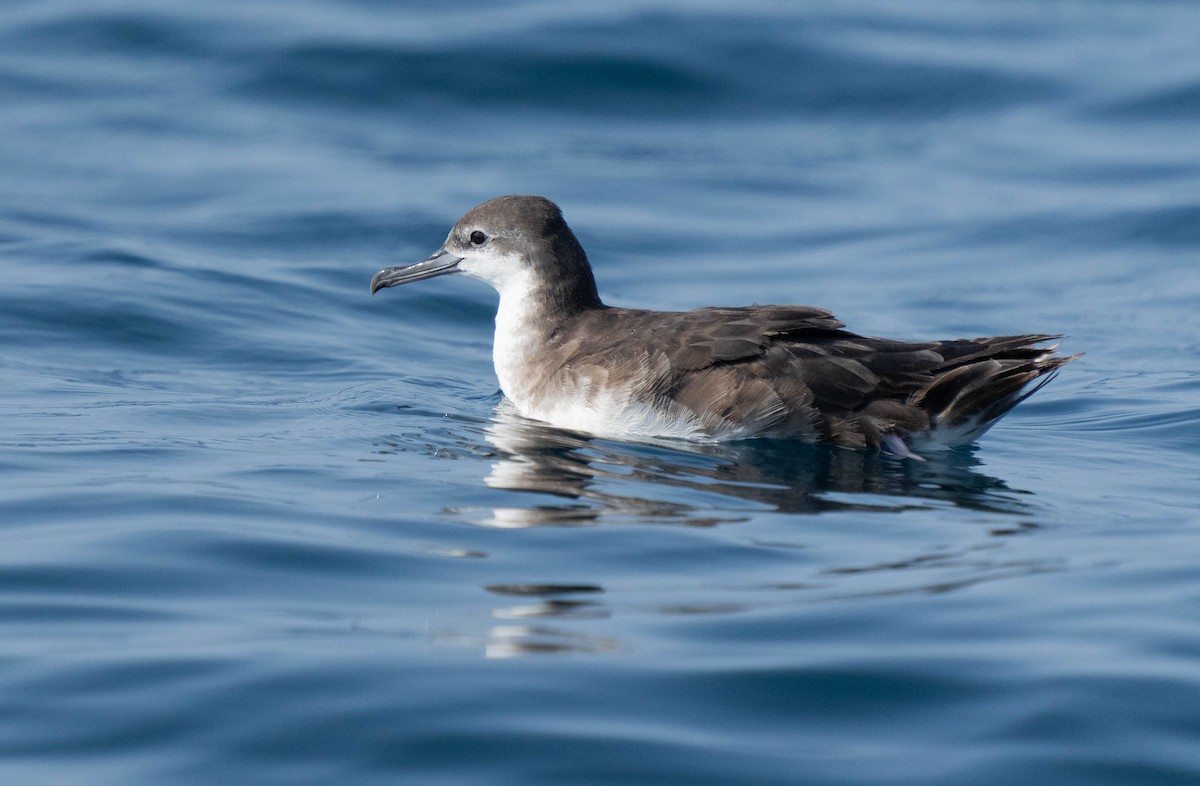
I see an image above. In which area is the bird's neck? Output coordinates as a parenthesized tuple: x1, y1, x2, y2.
(491, 274, 603, 407)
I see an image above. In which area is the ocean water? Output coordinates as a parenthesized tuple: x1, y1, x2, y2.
(2, 0, 1199, 783)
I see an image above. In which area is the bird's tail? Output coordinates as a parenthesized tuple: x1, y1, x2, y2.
(911, 335, 1081, 447)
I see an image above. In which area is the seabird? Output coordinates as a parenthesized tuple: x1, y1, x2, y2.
(372, 195, 1078, 459)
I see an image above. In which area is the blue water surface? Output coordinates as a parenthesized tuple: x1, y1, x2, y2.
(2, 1, 1200, 783)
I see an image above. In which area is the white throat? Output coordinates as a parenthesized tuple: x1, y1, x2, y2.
(488, 268, 550, 406)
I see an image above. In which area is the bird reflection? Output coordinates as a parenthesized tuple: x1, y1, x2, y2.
(381, 404, 1052, 657)
(475, 583, 618, 657)
(475, 401, 1034, 528)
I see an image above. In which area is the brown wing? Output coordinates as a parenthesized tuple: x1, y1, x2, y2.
(561, 306, 1072, 446)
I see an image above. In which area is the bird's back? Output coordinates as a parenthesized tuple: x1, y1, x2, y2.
(542, 305, 1076, 449)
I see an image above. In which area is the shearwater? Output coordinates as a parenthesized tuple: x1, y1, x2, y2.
(371, 195, 1077, 459)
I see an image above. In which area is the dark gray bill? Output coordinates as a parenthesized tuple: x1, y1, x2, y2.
(370, 249, 463, 294)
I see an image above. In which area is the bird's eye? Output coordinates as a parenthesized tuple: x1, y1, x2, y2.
(469, 230, 487, 246)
